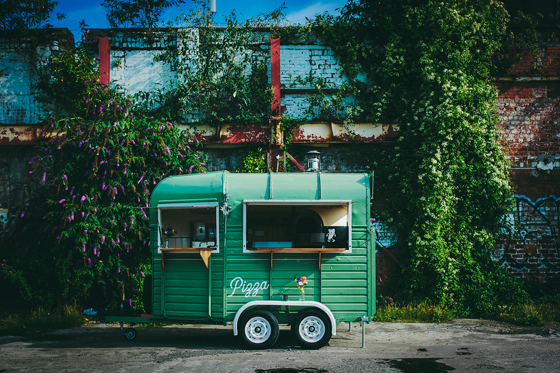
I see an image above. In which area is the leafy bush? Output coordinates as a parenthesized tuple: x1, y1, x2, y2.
(0, 31, 205, 311)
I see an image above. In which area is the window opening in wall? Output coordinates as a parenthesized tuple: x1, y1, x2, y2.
(243, 200, 351, 253)
(157, 202, 219, 254)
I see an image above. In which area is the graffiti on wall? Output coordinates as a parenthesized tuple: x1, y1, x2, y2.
(494, 195, 560, 276)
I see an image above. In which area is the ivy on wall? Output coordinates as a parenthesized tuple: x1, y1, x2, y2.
(305, 0, 529, 315)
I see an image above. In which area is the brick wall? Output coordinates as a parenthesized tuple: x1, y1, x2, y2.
(494, 43, 560, 279)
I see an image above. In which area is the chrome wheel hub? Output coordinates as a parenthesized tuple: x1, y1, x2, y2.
(245, 316, 271, 344)
(299, 316, 325, 343)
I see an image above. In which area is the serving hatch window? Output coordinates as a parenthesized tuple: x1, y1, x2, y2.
(157, 202, 219, 254)
(242, 200, 352, 253)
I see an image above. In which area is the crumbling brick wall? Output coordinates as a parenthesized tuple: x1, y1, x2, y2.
(494, 42, 560, 279)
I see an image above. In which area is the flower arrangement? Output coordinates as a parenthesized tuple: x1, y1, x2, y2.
(295, 275, 308, 300)
(163, 224, 176, 238)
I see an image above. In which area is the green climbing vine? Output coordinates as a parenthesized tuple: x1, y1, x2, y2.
(303, 0, 530, 316)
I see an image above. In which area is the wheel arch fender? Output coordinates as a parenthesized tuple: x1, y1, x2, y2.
(233, 300, 336, 336)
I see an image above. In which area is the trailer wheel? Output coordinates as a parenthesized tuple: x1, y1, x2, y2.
(123, 328, 137, 340)
(293, 308, 331, 349)
(240, 309, 279, 349)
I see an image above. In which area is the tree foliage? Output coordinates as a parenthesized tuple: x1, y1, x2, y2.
(309, 0, 527, 315)
(0, 0, 65, 31)
(100, 0, 185, 30)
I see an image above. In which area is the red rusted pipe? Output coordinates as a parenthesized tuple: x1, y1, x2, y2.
(286, 152, 306, 172)
(99, 37, 110, 86)
(271, 38, 281, 117)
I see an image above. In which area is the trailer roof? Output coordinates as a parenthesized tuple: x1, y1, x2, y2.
(150, 171, 370, 207)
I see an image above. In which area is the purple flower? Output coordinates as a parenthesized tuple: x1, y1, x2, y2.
(42, 172, 46, 182)
(59, 199, 66, 203)
(101, 236, 105, 244)
(194, 154, 198, 159)
(88, 258, 91, 265)
(228, 96, 231, 101)
(165, 147, 170, 155)
(178, 153, 183, 158)
(81, 195, 86, 202)
(20, 212, 24, 218)
(186, 145, 191, 150)
(189, 165, 194, 172)
(82, 242, 86, 252)
(201, 163, 206, 167)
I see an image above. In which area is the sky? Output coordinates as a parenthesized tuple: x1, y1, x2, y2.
(50, 0, 348, 35)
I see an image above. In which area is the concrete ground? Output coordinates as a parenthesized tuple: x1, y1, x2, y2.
(0, 319, 559, 372)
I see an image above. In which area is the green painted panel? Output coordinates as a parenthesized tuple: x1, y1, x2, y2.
(320, 263, 368, 271)
(326, 303, 368, 312)
(322, 286, 367, 294)
(154, 279, 223, 288)
(321, 256, 367, 264)
(322, 295, 368, 303)
(322, 279, 368, 287)
(321, 272, 368, 279)
(163, 288, 223, 296)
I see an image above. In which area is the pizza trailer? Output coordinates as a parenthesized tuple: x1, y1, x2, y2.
(105, 171, 376, 349)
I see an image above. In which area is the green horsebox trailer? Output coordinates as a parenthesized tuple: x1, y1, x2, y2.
(105, 171, 375, 349)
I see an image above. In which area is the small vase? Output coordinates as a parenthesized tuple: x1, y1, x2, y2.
(299, 292, 305, 301)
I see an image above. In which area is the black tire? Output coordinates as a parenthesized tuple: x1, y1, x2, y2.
(292, 308, 331, 349)
(123, 328, 137, 340)
(240, 309, 279, 349)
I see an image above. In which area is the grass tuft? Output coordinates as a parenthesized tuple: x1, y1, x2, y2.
(373, 302, 455, 323)
(495, 304, 560, 326)
(0, 304, 87, 337)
